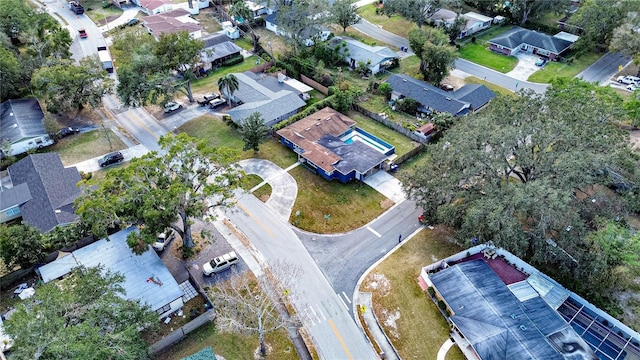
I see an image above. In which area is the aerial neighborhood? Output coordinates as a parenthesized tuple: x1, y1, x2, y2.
(2, 0, 640, 359)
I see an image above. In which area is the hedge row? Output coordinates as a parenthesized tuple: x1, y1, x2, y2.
(272, 95, 337, 131)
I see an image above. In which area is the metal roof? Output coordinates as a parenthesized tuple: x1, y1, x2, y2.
(430, 259, 597, 360)
(38, 227, 184, 313)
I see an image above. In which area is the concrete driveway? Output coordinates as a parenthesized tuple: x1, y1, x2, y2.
(506, 52, 543, 81)
(238, 159, 299, 221)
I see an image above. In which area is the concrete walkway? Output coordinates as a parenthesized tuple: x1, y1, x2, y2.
(356, 291, 400, 360)
(364, 171, 406, 204)
(238, 159, 299, 221)
(437, 338, 456, 360)
(98, 6, 141, 34)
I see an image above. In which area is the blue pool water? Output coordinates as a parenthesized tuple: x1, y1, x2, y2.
(341, 129, 394, 154)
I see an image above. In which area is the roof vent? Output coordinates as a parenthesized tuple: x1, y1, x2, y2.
(519, 325, 527, 331)
(402, 79, 407, 82)
(305, 127, 311, 131)
(55, 209, 61, 214)
(423, 88, 429, 91)
(315, 122, 321, 126)
(446, 97, 452, 101)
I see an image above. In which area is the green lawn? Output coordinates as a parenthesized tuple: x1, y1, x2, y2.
(392, 55, 421, 78)
(46, 129, 127, 166)
(457, 43, 518, 73)
(83, 1, 123, 26)
(189, 56, 262, 94)
(360, 226, 465, 360)
(347, 110, 419, 156)
(153, 321, 297, 360)
(356, 4, 415, 39)
(178, 115, 298, 169)
(527, 52, 602, 83)
(465, 76, 516, 97)
(288, 166, 390, 233)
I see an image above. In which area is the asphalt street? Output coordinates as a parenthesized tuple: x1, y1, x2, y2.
(576, 52, 632, 85)
(226, 192, 379, 360)
(296, 199, 424, 312)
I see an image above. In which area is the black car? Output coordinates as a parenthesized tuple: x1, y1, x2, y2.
(98, 152, 124, 167)
(56, 127, 80, 139)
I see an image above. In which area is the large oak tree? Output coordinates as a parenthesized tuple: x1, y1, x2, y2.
(75, 133, 242, 254)
(403, 79, 640, 299)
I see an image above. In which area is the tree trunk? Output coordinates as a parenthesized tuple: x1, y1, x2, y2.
(259, 316, 266, 356)
(180, 212, 194, 249)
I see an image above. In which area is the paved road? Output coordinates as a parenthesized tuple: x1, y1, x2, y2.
(454, 58, 548, 94)
(576, 52, 632, 85)
(226, 193, 379, 360)
(296, 199, 424, 312)
(352, 19, 411, 51)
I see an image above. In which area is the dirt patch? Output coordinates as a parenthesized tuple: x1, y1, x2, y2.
(441, 74, 466, 90)
(364, 273, 392, 297)
(381, 308, 401, 339)
(380, 198, 394, 209)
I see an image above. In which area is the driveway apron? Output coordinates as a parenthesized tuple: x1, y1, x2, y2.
(238, 159, 298, 221)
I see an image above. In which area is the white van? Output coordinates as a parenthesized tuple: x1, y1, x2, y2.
(203, 251, 239, 276)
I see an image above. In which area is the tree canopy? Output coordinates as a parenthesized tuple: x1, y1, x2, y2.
(506, 0, 569, 25)
(239, 112, 270, 153)
(569, 0, 628, 51)
(407, 26, 456, 84)
(0, 223, 45, 269)
(4, 266, 157, 360)
(381, 0, 447, 28)
(75, 133, 242, 254)
(330, 0, 361, 32)
(31, 57, 113, 113)
(610, 11, 640, 67)
(403, 79, 640, 299)
(114, 30, 202, 106)
(276, 0, 329, 53)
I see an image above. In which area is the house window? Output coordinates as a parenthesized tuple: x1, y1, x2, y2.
(156, 303, 171, 314)
(5, 207, 20, 216)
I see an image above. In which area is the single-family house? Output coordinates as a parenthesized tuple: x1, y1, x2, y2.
(276, 107, 393, 183)
(420, 245, 640, 360)
(200, 33, 243, 68)
(460, 12, 493, 38)
(264, 11, 331, 46)
(134, 0, 174, 14)
(143, 8, 202, 39)
(488, 27, 578, 60)
(429, 8, 457, 25)
(0, 98, 54, 157)
(226, 72, 307, 127)
(243, 1, 268, 19)
(328, 36, 399, 75)
(1, 153, 82, 232)
(38, 227, 186, 318)
(385, 74, 496, 116)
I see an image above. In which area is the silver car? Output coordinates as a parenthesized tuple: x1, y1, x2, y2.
(152, 229, 176, 251)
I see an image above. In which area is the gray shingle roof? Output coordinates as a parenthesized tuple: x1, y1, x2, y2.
(330, 36, 398, 68)
(0, 182, 31, 212)
(488, 27, 574, 55)
(8, 153, 82, 233)
(451, 84, 496, 111)
(386, 74, 470, 116)
(0, 98, 46, 145)
(226, 72, 306, 126)
(317, 134, 387, 175)
(39, 226, 184, 313)
(430, 259, 598, 360)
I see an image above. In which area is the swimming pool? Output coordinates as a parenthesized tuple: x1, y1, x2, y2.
(340, 128, 395, 155)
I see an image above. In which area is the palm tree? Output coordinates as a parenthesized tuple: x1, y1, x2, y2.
(218, 74, 239, 106)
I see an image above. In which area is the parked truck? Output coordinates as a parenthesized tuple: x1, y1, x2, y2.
(97, 46, 114, 73)
(68, 1, 84, 14)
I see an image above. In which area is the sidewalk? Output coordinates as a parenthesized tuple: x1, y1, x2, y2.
(98, 6, 141, 33)
(355, 292, 400, 360)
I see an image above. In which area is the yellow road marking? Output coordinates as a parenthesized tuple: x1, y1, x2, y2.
(127, 109, 159, 140)
(328, 319, 353, 360)
(237, 202, 274, 238)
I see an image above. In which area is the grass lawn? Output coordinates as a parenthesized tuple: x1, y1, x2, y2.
(83, 1, 123, 26)
(178, 115, 298, 169)
(339, 27, 400, 52)
(288, 166, 390, 233)
(527, 52, 601, 83)
(152, 322, 298, 360)
(189, 56, 262, 95)
(457, 43, 518, 73)
(360, 226, 465, 360)
(465, 76, 516, 97)
(393, 55, 421, 79)
(347, 110, 419, 156)
(46, 129, 127, 166)
(357, 3, 415, 39)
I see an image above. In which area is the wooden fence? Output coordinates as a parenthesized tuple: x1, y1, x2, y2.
(150, 310, 215, 355)
(300, 74, 329, 95)
(352, 104, 429, 144)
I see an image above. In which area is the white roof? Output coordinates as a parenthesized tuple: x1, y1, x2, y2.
(280, 75, 313, 93)
(38, 227, 184, 312)
(554, 31, 580, 43)
(464, 11, 493, 22)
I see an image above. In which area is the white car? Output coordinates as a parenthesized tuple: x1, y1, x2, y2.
(627, 83, 639, 92)
(617, 76, 640, 85)
(152, 229, 176, 251)
(163, 101, 183, 113)
(203, 251, 239, 276)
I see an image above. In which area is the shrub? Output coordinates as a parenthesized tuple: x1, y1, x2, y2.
(396, 98, 419, 115)
(437, 299, 447, 311)
(427, 286, 435, 297)
(377, 83, 392, 99)
(222, 55, 244, 67)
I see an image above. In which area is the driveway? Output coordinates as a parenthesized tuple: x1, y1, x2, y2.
(238, 159, 299, 221)
(506, 52, 543, 81)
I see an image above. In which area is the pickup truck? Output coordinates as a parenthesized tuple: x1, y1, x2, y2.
(68, 1, 84, 14)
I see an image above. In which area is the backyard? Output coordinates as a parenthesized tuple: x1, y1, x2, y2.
(360, 226, 465, 360)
